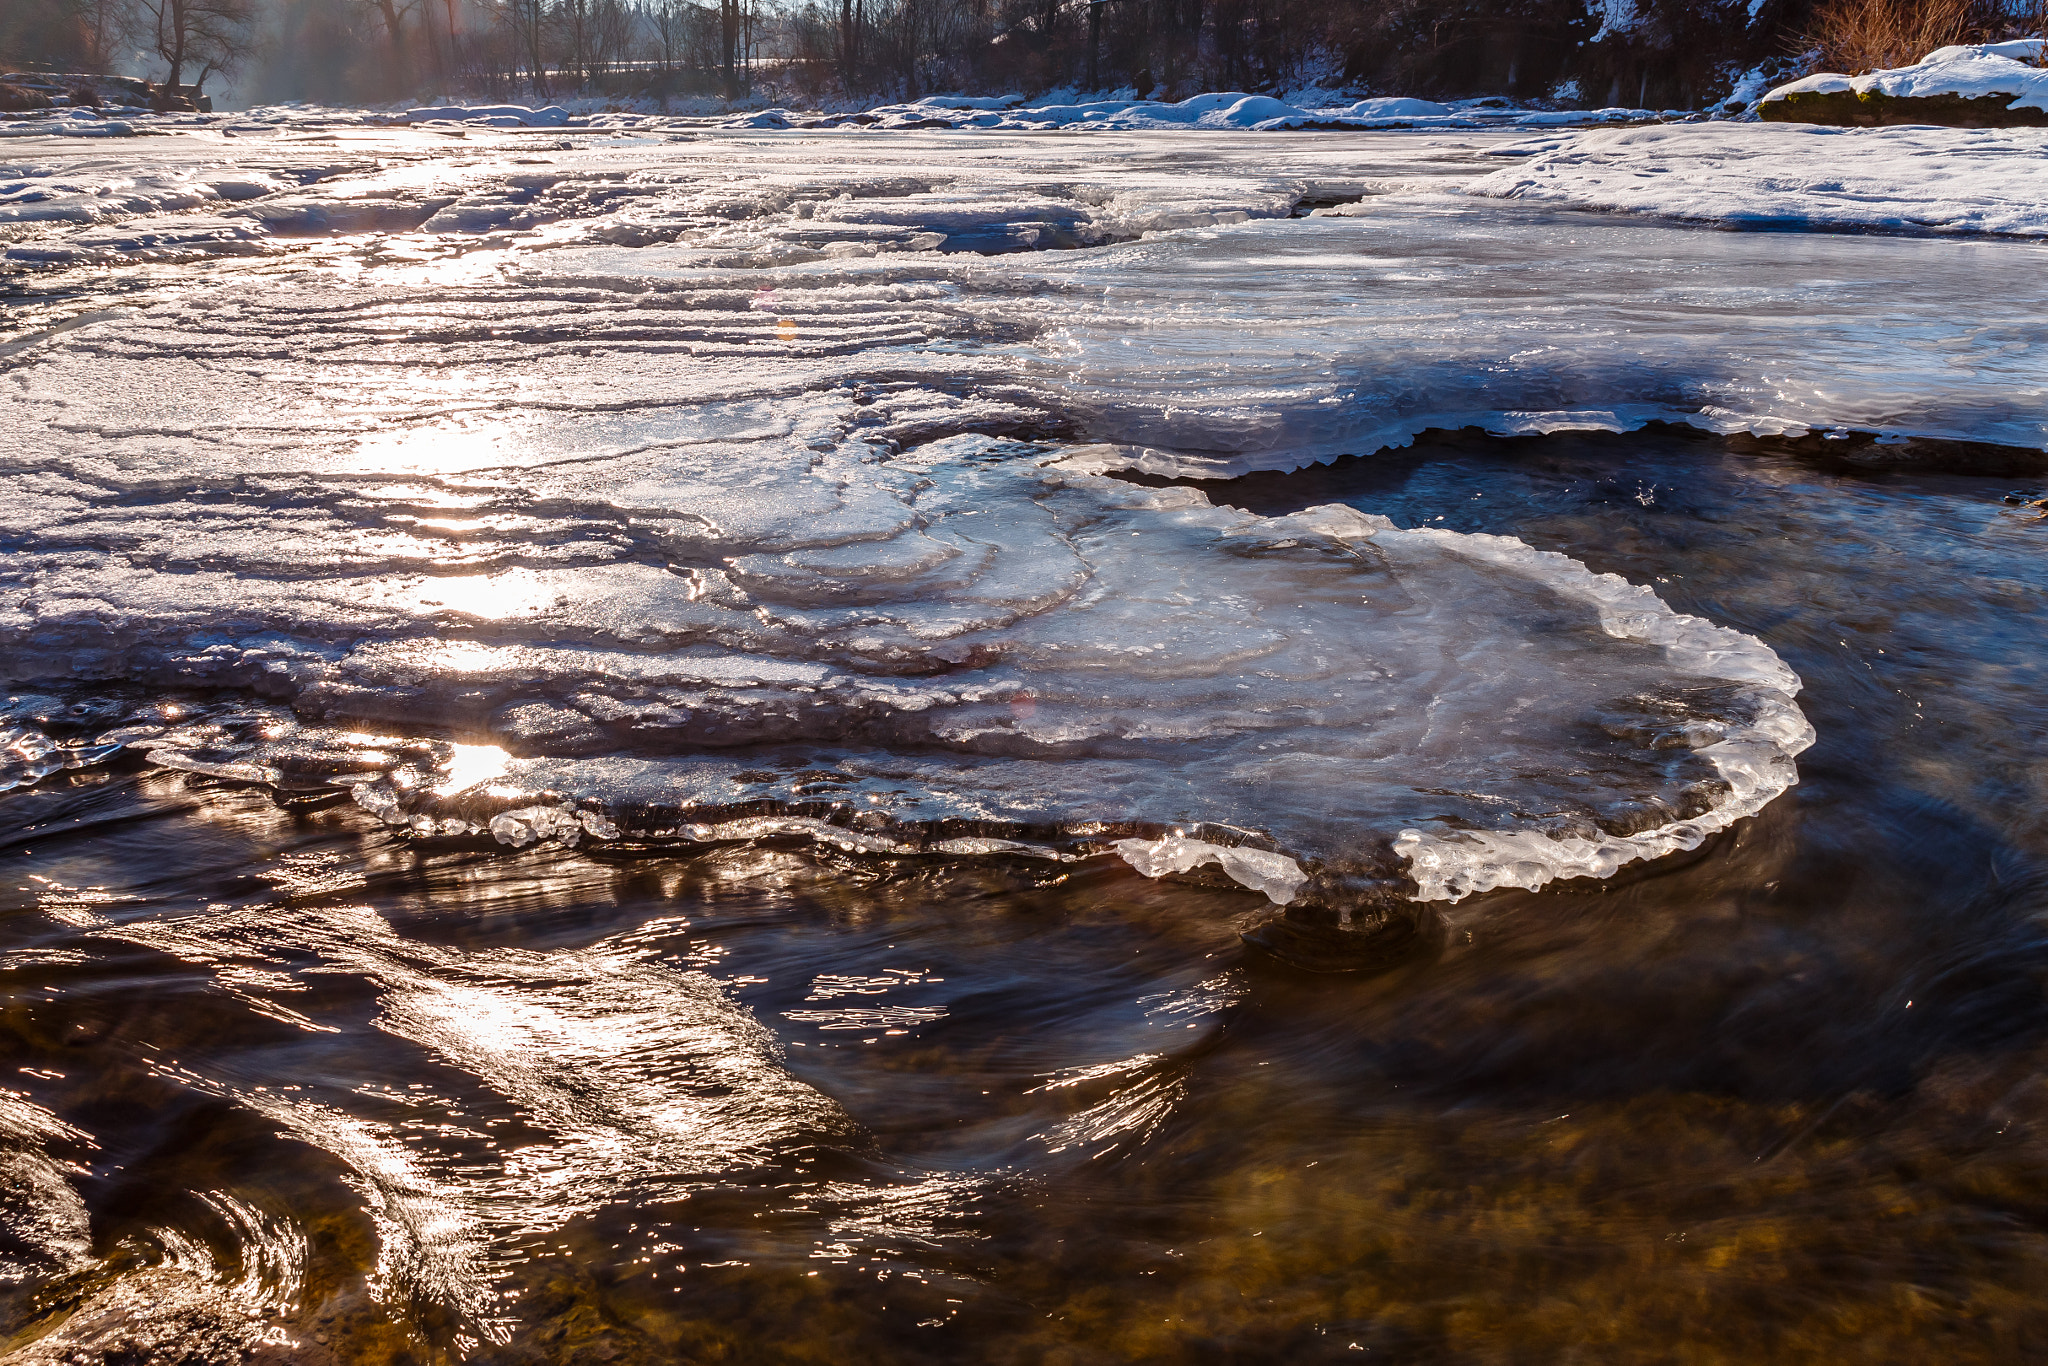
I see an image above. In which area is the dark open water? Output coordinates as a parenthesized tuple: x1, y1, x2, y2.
(5, 424, 2048, 1363)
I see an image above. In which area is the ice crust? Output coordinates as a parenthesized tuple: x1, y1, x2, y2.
(1467, 121, 2048, 236)
(13, 128, 2038, 906)
(1, 131, 1347, 264)
(12, 132, 2036, 457)
(0, 421, 1812, 908)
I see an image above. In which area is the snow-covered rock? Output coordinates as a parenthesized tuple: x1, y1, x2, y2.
(1761, 40, 2048, 125)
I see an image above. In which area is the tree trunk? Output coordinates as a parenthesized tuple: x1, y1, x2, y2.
(374, 0, 407, 95)
(1088, 1, 1100, 89)
(840, 0, 855, 91)
(722, 0, 740, 99)
(163, 0, 188, 91)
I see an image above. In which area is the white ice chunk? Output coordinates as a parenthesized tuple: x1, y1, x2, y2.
(1115, 833, 1310, 904)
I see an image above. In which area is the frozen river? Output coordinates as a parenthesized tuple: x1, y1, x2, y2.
(3, 124, 2047, 1362)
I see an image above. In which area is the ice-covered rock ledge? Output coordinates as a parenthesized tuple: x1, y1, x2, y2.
(1465, 120, 2048, 235)
(1760, 40, 2048, 126)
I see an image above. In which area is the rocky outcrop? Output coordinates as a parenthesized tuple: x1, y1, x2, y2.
(1762, 88, 2048, 125)
(0, 73, 159, 110)
(1761, 40, 2048, 126)
(0, 83, 54, 111)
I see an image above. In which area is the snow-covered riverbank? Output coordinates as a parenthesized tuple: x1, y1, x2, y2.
(0, 87, 1683, 140)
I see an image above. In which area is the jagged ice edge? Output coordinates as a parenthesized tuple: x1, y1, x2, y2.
(1384, 513, 1811, 901)
(1050, 473, 1816, 906)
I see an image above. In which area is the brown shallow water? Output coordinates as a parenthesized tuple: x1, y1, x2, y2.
(5, 425, 2048, 1363)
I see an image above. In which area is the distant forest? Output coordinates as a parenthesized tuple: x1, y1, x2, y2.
(5, 0, 2045, 111)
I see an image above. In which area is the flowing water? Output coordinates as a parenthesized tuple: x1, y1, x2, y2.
(3, 127, 2047, 1362)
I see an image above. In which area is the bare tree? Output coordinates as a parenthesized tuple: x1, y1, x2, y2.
(80, 0, 133, 70)
(135, 0, 254, 94)
(0, 0, 131, 73)
(559, 0, 600, 82)
(599, 0, 634, 77)
(840, 0, 863, 91)
(501, 0, 550, 93)
(650, 0, 689, 73)
(359, 0, 423, 96)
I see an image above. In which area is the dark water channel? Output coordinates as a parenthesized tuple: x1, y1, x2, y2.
(4, 425, 2047, 1363)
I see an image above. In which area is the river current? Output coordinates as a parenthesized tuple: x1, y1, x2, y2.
(3, 126, 2046, 1362)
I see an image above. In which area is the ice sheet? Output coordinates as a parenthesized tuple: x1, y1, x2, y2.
(1466, 122, 2048, 235)
(1, 129, 1391, 264)
(0, 436, 1810, 909)
(11, 128, 2041, 907)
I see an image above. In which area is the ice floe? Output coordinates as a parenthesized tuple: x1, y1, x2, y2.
(0, 433, 1811, 910)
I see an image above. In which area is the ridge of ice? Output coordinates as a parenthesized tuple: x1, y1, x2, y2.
(1113, 833, 1310, 905)
(1384, 524, 1812, 900)
(401, 105, 573, 127)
